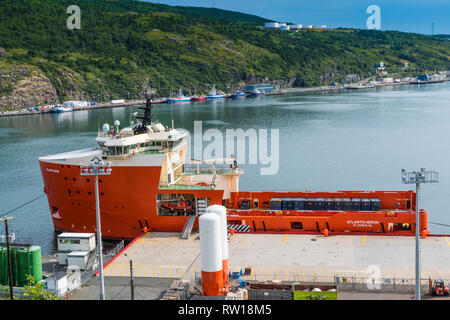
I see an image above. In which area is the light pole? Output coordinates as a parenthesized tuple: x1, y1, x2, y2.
(0, 217, 15, 300)
(401, 168, 438, 300)
(80, 156, 112, 300)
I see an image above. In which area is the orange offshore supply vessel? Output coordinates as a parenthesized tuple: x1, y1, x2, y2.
(39, 99, 429, 240)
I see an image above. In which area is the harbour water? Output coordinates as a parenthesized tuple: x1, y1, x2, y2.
(1, 82, 449, 255)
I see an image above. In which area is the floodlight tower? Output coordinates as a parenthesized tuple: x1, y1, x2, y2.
(401, 168, 438, 300)
(80, 157, 112, 300)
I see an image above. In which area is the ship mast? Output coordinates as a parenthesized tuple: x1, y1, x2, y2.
(134, 98, 153, 135)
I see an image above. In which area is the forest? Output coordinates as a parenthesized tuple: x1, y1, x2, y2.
(0, 0, 449, 101)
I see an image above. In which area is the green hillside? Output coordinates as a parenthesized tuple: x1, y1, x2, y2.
(0, 0, 449, 110)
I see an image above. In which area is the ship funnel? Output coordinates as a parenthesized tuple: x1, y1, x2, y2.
(199, 211, 223, 296)
(206, 205, 229, 292)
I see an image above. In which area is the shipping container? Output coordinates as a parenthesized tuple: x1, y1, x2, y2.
(281, 198, 294, 210)
(342, 198, 352, 210)
(270, 198, 282, 210)
(333, 198, 343, 211)
(370, 198, 381, 211)
(351, 198, 361, 211)
(304, 198, 314, 210)
(313, 198, 325, 210)
(361, 199, 371, 211)
(324, 198, 334, 210)
(293, 198, 305, 210)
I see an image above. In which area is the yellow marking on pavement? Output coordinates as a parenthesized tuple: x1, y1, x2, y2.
(136, 264, 143, 276)
(167, 267, 172, 278)
(282, 234, 287, 244)
(445, 237, 450, 247)
(144, 265, 150, 277)
(252, 269, 256, 281)
(302, 269, 306, 282)
(363, 235, 366, 245)
(121, 264, 127, 276)
(160, 267, 164, 277)
(183, 267, 187, 279)
(267, 267, 271, 280)
(174, 268, 179, 278)
(284, 268, 289, 281)
(138, 232, 150, 243)
(293, 269, 297, 282)
(192, 266, 195, 279)
(112, 264, 121, 276)
(152, 265, 157, 277)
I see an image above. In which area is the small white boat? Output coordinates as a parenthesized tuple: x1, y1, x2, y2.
(250, 88, 265, 96)
(53, 105, 73, 113)
(206, 85, 225, 100)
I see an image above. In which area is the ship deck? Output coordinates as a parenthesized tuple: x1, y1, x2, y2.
(102, 232, 450, 283)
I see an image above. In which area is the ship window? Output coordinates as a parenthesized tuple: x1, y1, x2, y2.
(124, 146, 130, 154)
(131, 144, 137, 150)
(291, 222, 303, 229)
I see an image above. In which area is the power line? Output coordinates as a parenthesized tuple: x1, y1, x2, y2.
(429, 221, 450, 228)
(0, 194, 46, 218)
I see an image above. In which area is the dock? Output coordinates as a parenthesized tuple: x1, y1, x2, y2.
(102, 232, 450, 283)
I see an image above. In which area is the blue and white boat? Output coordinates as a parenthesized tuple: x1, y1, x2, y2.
(231, 91, 246, 99)
(250, 88, 265, 97)
(166, 89, 191, 103)
(53, 105, 73, 113)
(206, 85, 225, 100)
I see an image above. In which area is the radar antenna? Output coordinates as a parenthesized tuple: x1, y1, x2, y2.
(136, 98, 153, 125)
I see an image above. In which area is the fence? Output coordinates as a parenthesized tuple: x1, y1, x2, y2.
(195, 271, 446, 293)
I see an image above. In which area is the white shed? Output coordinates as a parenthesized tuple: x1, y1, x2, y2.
(57, 233, 96, 252)
(67, 251, 90, 270)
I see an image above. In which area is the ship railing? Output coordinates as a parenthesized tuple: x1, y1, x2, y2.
(183, 163, 239, 175)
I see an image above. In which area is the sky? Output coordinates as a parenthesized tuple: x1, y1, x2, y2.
(144, 0, 450, 35)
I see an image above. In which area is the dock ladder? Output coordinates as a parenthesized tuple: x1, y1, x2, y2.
(181, 215, 196, 239)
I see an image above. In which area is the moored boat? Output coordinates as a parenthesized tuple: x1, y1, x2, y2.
(250, 88, 265, 97)
(53, 105, 73, 113)
(39, 98, 430, 239)
(206, 85, 225, 100)
(167, 89, 191, 103)
(231, 91, 246, 99)
(191, 96, 206, 102)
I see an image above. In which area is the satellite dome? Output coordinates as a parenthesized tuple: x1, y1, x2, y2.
(114, 120, 120, 126)
(102, 123, 110, 132)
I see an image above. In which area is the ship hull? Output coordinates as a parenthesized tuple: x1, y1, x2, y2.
(40, 158, 428, 239)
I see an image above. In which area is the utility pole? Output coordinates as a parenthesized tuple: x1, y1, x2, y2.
(1, 217, 15, 300)
(401, 168, 438, 300)
(80, 157, 112, 300)
(129, 259, 135, 300)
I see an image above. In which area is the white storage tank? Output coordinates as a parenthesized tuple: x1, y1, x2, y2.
(206, 205, 229, 291)
(264, 22, 279, 29)
(199, 212, 223, 296)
